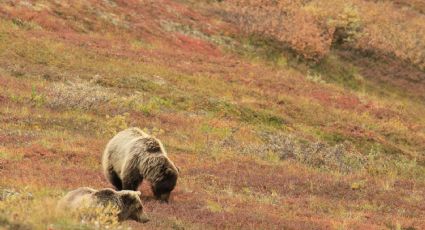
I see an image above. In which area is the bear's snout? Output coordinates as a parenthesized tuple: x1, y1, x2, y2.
(134, 213, 150, 223)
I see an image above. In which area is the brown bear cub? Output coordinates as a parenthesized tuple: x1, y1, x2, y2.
(58, 187, 149, 223)
(102, 127, 179, 202)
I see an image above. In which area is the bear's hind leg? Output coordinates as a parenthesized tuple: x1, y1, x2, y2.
(107, 169, 123, 190)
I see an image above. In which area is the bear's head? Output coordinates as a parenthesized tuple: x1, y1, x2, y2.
(151, 165, 178, 202)
(117, 190, 149, 223)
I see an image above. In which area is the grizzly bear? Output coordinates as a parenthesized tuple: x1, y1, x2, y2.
(57, 187, 149, 223)
(102, 127, 179, 202)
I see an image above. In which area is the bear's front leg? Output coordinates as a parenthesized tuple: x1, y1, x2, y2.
(121, 170, 143, 191)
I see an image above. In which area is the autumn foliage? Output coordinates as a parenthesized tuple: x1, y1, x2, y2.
(221, 0, 425, 68)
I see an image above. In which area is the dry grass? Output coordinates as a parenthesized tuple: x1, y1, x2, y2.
(47, 80, 115, 111)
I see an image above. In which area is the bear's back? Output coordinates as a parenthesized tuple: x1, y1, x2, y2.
(105, 128, 148, 169)
(109, 128, 164, 157)
(58, 187, 96, 210)
(130, 137, 162, 154)
(93, 188, 121, 207)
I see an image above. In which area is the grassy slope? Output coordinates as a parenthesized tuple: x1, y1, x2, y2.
(0, 0, 424, 229)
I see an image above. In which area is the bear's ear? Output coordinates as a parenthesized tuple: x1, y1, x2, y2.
(135, 191, 142, 196)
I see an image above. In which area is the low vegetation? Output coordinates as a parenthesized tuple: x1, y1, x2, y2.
(219, 0, 425, 69)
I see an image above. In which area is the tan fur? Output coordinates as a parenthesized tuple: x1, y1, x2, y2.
(102, 127, 179, 202)
(57, 187, 97, 211)
(57, 187, 148, 222)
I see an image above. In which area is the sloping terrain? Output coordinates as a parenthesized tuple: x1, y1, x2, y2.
(0, 0, 424, 229)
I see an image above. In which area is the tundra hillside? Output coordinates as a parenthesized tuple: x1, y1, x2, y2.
(0, 0, 424, 229)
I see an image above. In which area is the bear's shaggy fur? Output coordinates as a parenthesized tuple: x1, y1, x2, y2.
(102, 127, 179, 202)
(57, 187, 149, 222)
